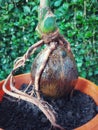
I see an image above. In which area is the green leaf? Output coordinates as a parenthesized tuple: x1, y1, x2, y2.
(88, 71, 93, 77)
(0, 0, 2, 4)
(72, 0, 78, 3)
(54, 0, 62, 7)
(77, 62, 82, 67)
(67, 30, 76, 37)
(63, 3, 69, 10)
(85, 31, 92, 38)
(81, 71, 87, 78)
(14, 0, 20, 2)
(8, 4, 14, 11)
(94, 70, 98, 75)
(23, 6, 30, 14)
(32, 6, 37, 12)
(76, 11, 83, 19)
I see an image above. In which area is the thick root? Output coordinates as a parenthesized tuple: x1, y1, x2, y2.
(3, 74, 63, 129)
(34, 42, 57, 99)
(2, 40, 64, 130)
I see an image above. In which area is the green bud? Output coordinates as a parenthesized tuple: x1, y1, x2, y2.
(36, 0, 57, 37)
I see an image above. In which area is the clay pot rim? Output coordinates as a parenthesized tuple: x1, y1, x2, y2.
(0, 73, 98, 130)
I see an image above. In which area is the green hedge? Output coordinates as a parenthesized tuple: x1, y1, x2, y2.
(0, 0, 98, 85)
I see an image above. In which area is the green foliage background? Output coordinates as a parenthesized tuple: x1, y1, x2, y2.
(0, 0, 98, 85)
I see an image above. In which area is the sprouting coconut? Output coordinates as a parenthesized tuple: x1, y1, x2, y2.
(31, 0, 78, 98)
(2, 0, 78, 129)
(31, 46, 78, 98)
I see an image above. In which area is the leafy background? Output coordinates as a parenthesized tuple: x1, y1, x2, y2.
(0, 0, 98, 85)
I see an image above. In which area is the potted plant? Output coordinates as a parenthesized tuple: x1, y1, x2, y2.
(0, 0, 98, 130)
(0, 74, 98, 130)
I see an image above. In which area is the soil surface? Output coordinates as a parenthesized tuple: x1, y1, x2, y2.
(0, 84, 98, 130)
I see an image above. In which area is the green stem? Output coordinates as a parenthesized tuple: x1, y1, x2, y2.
(40, 0, 50, 7)
(37, 0, 57, 36)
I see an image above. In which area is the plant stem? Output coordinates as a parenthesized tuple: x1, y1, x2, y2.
(40, 0, 50, 7)
(37, 0, 57, 37)
(84, 1, 86, 18)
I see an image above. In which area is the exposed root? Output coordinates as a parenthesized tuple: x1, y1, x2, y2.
(51, 125, 65, 130)
(23, 81, 32, 93)
(8, 40, 44, 96)
(33, 42, 57, 99)
(3, 74, 63, 129)
(2, 40, 65, 129)
(59, 35, 71, 51)
(42, 29, 59, 43)
(14, 40, 43, 69)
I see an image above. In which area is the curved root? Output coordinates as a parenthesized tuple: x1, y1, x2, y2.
(2, 40, 65, 130)
(3, 74, 64, 129)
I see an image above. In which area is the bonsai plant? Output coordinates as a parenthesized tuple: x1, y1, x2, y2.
(0, 0, 98, 130)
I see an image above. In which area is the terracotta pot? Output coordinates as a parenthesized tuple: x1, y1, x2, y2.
(0, 73, 98, 130)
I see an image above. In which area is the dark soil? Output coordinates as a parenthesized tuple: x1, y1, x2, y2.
(0, 84, 98, 130)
